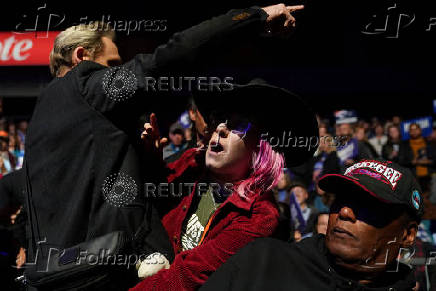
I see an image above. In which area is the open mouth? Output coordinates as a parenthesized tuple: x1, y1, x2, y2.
(209, 141, 224, 153)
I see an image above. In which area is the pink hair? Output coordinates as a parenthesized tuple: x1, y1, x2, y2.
(234, 139, 284, 200)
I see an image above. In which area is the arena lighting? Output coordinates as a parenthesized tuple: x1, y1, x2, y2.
(0, 31, 60, 66)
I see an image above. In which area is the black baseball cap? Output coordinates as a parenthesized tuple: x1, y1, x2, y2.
(318, 159, 424, 220)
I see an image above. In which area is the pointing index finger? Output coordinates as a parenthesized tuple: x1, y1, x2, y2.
(287, 5, 305, 12)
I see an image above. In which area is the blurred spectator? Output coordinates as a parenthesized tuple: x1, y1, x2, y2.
(8, 122, 15, 135)
(0, 156, 7, 177)
(336, 123, 374, 168)
(290, 183, 318, 239)
(383, 116, 400, 134)
(357, 120, 372, 138)
(335, 123, 357, 166)
(382, 125, 413, 167)
(409, 123, 434, 192)
(288, 131, 340, 194)
(369, 117, 380, 136)
(306, 132, 341, 208)
(392, 115, 402, 127)
(312, 182, 335, 213)
(275, 169, 292, 204)
(354, 126, 378, 157)
(0, 137, 15, 173)
(163, 122, 189, 162)
(368, 123, 387, 157)
(17, 121, 27, 146)
(428, 129, 436, 204)
(312, 133, 341, 181)
(0, 119, 7, 138)
(8, 132, 24, 170)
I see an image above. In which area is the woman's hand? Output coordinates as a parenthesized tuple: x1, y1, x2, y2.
(141, 113, 168, 153)
(136, 252, 170, 279)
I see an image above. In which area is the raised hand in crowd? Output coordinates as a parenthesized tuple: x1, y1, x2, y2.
(262, 4, 304, 36)
(141, 113, 168, 154)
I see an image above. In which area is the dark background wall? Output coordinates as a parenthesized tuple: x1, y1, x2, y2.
(1, 0, 435, 120)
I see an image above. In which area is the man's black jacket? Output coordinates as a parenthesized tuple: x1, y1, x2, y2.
(201, 235, 416, 291)
(0, 169, 23, 224)
(23, 5, 268, 283)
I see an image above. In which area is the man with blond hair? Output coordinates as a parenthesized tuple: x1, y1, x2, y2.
(23, 4, 304, 289)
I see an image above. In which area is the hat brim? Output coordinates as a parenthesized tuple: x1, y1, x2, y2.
(318, 174, 404, 205)
(193, 82, 319, 167)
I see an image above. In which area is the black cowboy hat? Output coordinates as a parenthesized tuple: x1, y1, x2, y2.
(192, 79, 319, 167)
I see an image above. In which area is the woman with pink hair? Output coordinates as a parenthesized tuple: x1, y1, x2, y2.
(132, 82, 318, 291)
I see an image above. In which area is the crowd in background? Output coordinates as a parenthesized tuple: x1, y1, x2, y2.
(267, 114, 436, 247)
(0, 96, 28, 187)
(2, 100, 436, 289)
(0, 98, 27, 177)
(2, 106, 436, 229)
(160, 112, 436, 244)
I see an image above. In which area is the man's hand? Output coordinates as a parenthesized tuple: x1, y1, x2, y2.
(16, 247, 26, 269)
(141, 113, 168, 152)
(10, 207, 21, 225)
(262, 3, 304, 35)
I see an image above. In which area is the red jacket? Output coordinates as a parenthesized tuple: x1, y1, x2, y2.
(131, 150, 279, 291)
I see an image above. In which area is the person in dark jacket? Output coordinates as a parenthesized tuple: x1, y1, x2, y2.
(382, 125, 413, 168)
(23, 4, 307, 289)
(201, 159, 423, 291)
(289, 132, 341, 196)
(336, 123, 375, 170)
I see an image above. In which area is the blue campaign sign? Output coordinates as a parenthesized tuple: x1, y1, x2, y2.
(401, 116, 433, 140)
(289, 192, 306, 233)
(433, 100, 436, 114)
(178, 111, 192, 129)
